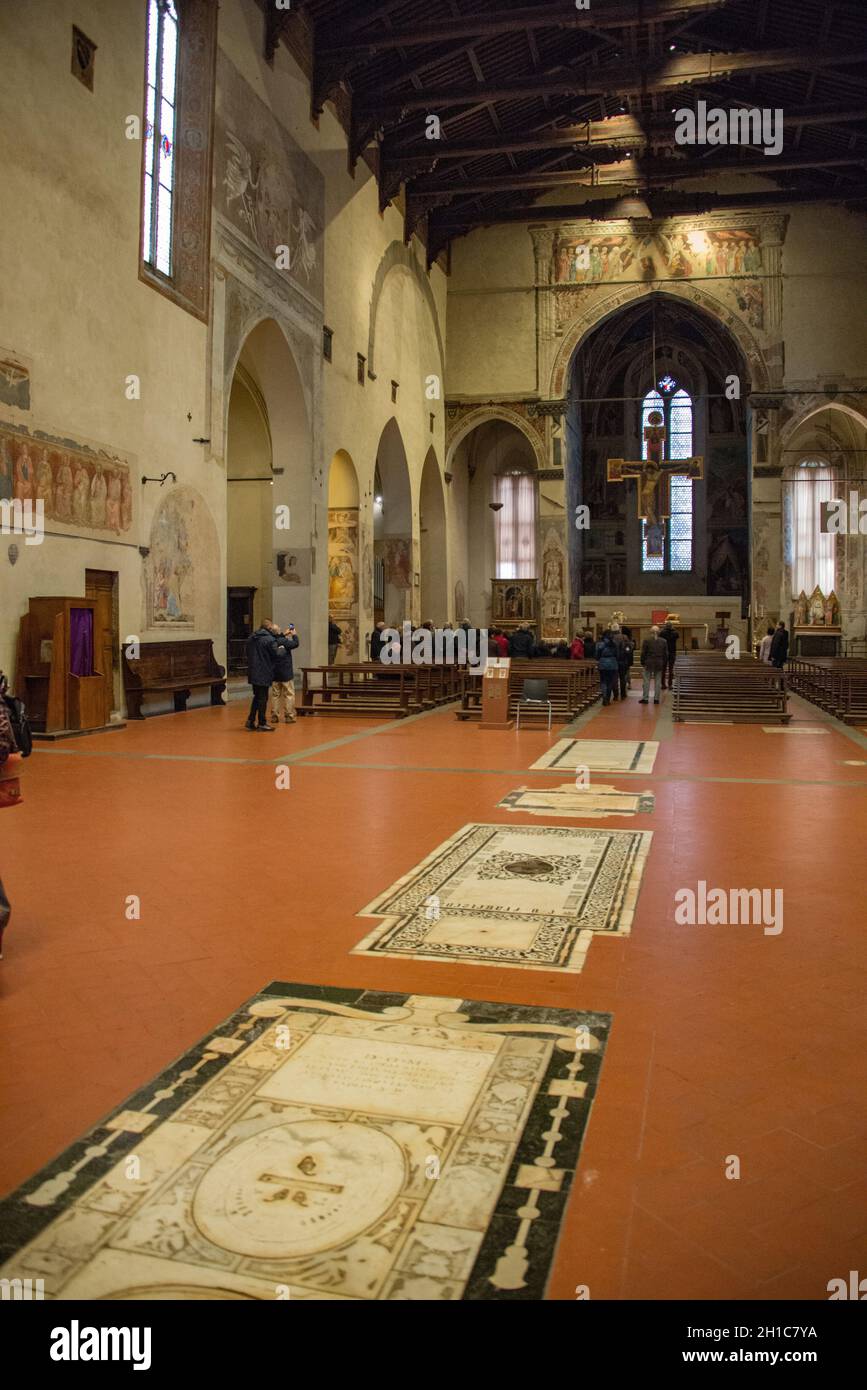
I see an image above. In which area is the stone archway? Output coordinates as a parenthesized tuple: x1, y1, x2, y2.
(367, 241, 445, 385)
(550, 280, 771, 400)
(446, 404, 547, 476)
(419, 447, 447, 624)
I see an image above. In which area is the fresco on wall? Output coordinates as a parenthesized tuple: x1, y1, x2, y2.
(0, 357, 30, 412)
(145, 486, 219, 631)
(215, 54, 324, 302)
(550, 224, 765, 333)
(328, 508, 359, 659)
(273, 549, 311, 585)
(384, 537, 412, 588)
(0, 421, 133, 537)
(552, 228, 762, 285)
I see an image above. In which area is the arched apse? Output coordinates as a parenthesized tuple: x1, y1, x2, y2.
(550, 279, 769, 399)
(374, 418, 414, 627)
(327, 449, 361, 660)
(228, 318, 313, 670)
(367, 241, 445, 386)
(449, 419, 539, 628)
(565, 293, 750, 608)
(419, 447, 447, 625)
(226, 366, 272, 646)
(778, 401, 867, 633)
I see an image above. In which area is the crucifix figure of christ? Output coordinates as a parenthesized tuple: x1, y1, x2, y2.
(606, 410, 703, 528)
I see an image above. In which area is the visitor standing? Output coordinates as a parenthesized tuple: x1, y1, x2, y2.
(245, 621, 285, 731)
(328, 617, 342, 665)
(759, 625, 774, 663)
(639, 625, 668, 705)
(596, 629, 619, 706)
(269, 621, 299, 724)
(769, 621, 790, 668)
(660, 619, 679, 689)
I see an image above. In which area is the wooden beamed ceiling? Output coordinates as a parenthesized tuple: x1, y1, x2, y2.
(262, 0, 867, 264)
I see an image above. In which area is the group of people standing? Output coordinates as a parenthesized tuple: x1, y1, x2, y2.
(596, 620, 679, 707)
(758, 621, 790, 668)
(245, 621, 300, 730)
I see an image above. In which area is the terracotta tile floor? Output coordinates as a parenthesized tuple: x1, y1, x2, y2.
(2, 690, 866, 1299)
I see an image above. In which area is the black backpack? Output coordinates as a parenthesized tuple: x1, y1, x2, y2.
(2, 692, 32, 758)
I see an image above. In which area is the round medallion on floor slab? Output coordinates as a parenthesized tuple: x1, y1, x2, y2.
(192, 1119, 405, 1259)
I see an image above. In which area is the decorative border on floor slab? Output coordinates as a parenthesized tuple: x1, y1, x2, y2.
(354, 822, 652, 972)
(529, 739, 659, 774)
(0, 982, 611, 1302)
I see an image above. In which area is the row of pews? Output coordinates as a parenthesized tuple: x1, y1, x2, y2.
(455, 659, 600, 723)
(786, 657, 867, 724)
(298, 663, 463, 718)
(672, 652, 790, 724)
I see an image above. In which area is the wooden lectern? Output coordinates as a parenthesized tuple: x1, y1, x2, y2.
(16, 597, 109, 734)
(479, 657, 514, 730)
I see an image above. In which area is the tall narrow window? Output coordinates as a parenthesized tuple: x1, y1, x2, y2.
(142, 0, 179, 278)
(640, 379, 694, 573)
(494, 471, 536, 578)
(791, 460, 836, 596)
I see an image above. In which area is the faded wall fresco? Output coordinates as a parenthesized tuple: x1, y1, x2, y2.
(0, 420, 133, 538)
(145, 485, 219, 633)
(214, 53, 324, 304)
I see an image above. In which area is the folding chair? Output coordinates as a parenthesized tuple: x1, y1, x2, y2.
(515, 677, 552, 732)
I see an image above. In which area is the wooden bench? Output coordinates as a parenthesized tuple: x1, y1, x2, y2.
(455, 660, 600, 722)
(672, 654, 790, 724)
(299, 663, 462, 718)
(122, 639, 226, 720)
(787, 656, 867, 723)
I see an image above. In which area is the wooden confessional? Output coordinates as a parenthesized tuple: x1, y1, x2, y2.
(16, 597, 109, 734)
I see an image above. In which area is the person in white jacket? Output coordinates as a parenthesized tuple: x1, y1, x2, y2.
(758, 625, 774, 663)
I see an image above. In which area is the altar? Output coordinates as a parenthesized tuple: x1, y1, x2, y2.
(792, 586, 842, 657)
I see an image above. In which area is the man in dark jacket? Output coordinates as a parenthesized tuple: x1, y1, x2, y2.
(659, 620, 679, 689)
(769, 621, 790, 668)
(369, 621, 387, 662)
(639, 625, 668, 704)
(596, 630, 619, 706)
(328, 618, 342, 665)
(270, 621, 300, 724)
(245, 622, 287, 731)
(509, 624, 535, 659)
(583, 631, 596, 659)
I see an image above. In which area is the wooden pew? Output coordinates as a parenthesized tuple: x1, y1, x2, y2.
(299, 663, 462, 718)
(672, 654, 790, 724)
(787, 656, 867, 723)
(122, 639, 226, 719)
(455, 660, 600, 722)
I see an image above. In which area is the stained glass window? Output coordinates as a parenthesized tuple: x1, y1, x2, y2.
(142, 1, 179, 278)
(640, 382, 694, 572)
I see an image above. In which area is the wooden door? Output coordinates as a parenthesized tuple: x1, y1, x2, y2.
(85, 569, 118, 720)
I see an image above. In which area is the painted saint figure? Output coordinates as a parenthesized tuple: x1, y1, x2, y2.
(89, 464, 107, 528)
(105, 470, 122, 533)
(72, 461, 90, 525)
(55, 454, 74, 521)
(14, 443, 34, 501)
(35, 448, 54, 513)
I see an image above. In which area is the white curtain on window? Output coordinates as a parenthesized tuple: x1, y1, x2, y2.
(791, 461, 836, 596)
(494, 472, 536, 578)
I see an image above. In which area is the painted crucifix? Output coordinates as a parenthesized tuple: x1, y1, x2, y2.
(606, 409, 703, 533)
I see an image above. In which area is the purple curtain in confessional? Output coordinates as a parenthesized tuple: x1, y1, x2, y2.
(69, 607, 95, 677)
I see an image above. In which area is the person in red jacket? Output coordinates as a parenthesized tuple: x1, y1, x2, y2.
(492, 628, 509, 657)
(570, 634, 585, 659)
